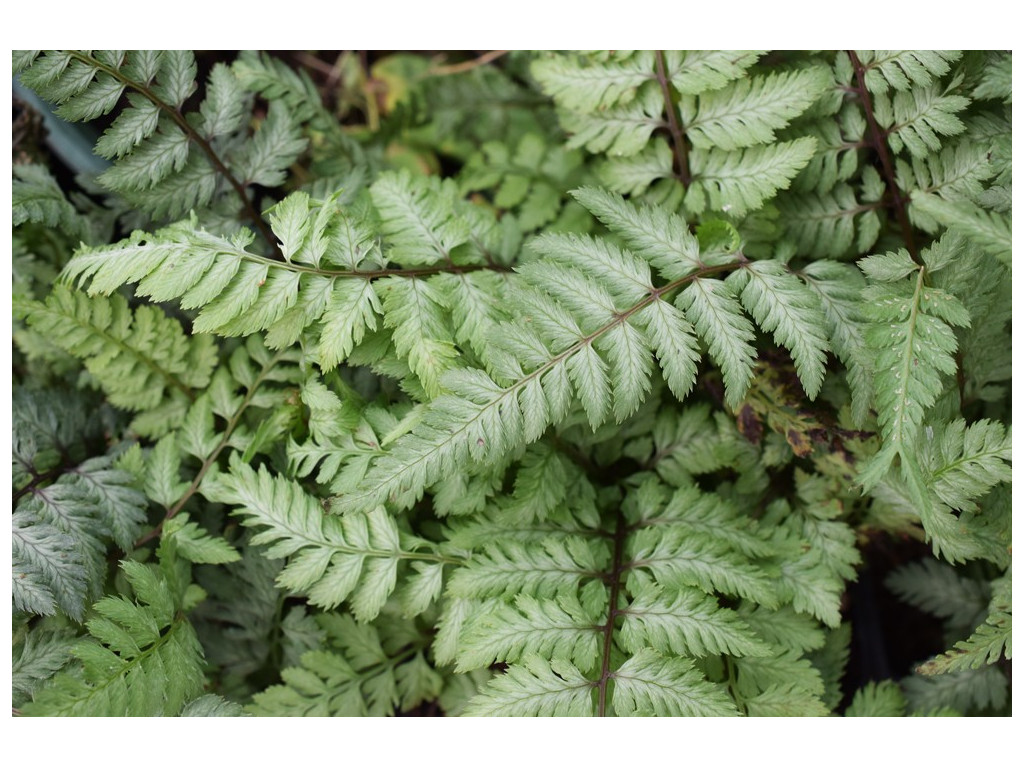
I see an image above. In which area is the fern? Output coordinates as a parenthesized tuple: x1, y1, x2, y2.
(13, 164, 93, 241)
(680, 68, 831, 151)
(440, 471, 841, 716)
(460, 133, 585, 231)
(18, 285, 217, 437)
(20, 553, 206, 716)
(13, 390, 149, 620)
(247, 611, 442, 716)
(12, 626, 79, 708)
(330, 188, 843, 515)
(855, 50, 961, 94)
(874, 82, 970, 158)
(15, 50, 304, 242)
(207, 461, 453, 619)
(909, 192, 1012, 266)
(12, 49, 1012, 720)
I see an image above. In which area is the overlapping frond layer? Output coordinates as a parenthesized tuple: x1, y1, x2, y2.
(459, 133, 585, 231)
(21, 559, 205, 716)
(853, 237, 1004, 563)
(777, 185, 883, 260)
(12, 628, 79, 708)
(443, 470, 839, 716)
(18, 285, 216, 437)
(248, 612, 441, 716)
(13, 419, 148, 620)
(534, 50, 823, 209)
(888, 559, 1011, 714)
(13, 165, 92, 241)
(208, 462, 450, 620)
(910, 192, 1011, 267)
(15, 50, 306, 226)
(680, 67, 831, 151)
(856, 50, 961, 94)
(917, 574, 1011, 675)
(335, 190, 845, 515)
(874, 83, 969, 159)
(11, 48, 1012, 719)
(59, 176, 507, 395)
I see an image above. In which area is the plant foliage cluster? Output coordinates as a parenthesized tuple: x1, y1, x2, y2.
(12, 49, 1011, 717)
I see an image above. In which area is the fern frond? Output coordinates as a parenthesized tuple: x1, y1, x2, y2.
(13, 164, 91, 241)
(620, 584, 771, 658)
(447, 536, 606, 601)
(664, 50, 763, 94)
(231, 104, 306, 188)
(971, 52, 1011, 104)
(626, 480, 774, 559)
(12, 509, 89, 620)
(950, 262, 1010, 404)
(179, 694, 248, 716)
(189, 544, 298, 685)
(875, 84, 969, 159)
(232, 51, 329, 128)
(909, 192, 1011, 266)
(886, 560, 990, 631)
(499, 442, 572, 522)
(459, 133, 583, 230)
(561, 84, 664, 156)
(570, 186, 702, 281)
(896, 140, 993, 203)
(21, 559, 205, 716)
(777, 184, 882, 259)
(12, 628, 79, 707)
(335, 190, 843, 513)
(788, 104, 866, 195)
(846, 680, 907, 716)
(455, 593, 603, 673)
(19, 285, 216, 436)
(903, 665, 1007, 715)
(922, 419, 1011, 512)
(372, 171, 471, 266)
(16, 50, 304, 241)
(14, 449, 148, 620)
(320, 279, 383, 370)
(738, 604, 826, 654)
(59, 182, 503, 381)
(163, 514, 241, 565)
(744, 683, 831, 716)
(12, 48, 1012, 719)
(686, 138, 817, 217)
(611, 649, 739, 716)
(597, 141, 674, 196)
(208, 462, 453, 620)
(67, 456, 149, 551)
(798, 260, 873, 425)
(726, 259, 830, 399)
(627, 527, 778, 607)
(922, 566, 1011, 677)
(677, 277, 756, 409)
(732, 648, 826, 701)
(681, 67, 831, 151)
(856, 50, 961, 94)
(248, 612, 441, 716)
(462, 654, 596, 716)
(857, 242, 969, 491)
(377, 276, 458, 398)
(531, 51, 656, 113)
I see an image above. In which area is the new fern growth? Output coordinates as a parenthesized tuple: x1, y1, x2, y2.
(12, 49, 1011, 718)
